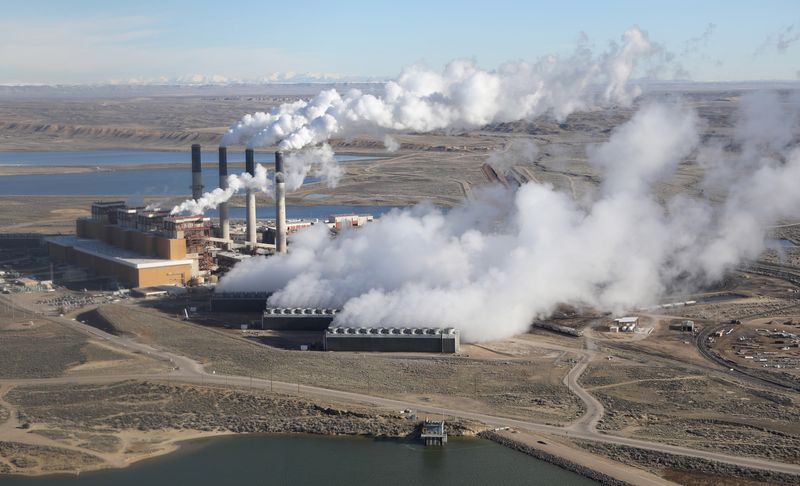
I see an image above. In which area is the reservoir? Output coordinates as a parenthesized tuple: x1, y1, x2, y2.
(0, 434, 598, 486)
(0, 168, 320, 196)
(0, 150, 370, 196)
(0, 150, 370, 167)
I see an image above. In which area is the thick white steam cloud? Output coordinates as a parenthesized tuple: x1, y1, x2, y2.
(217, 93, 800, 342)
(173, 27, 655, 215)
(221, 27, 654, 151)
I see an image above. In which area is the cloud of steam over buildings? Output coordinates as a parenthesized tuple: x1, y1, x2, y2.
(217, 93, 800, 342)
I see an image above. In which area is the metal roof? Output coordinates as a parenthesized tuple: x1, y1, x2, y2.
(45, 235, 193, 269)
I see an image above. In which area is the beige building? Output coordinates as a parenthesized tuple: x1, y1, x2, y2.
(47, 201, 209, 288)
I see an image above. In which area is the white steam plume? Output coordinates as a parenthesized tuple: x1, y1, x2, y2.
(217, 94, 800, 343)
(171, 144, 339, 215)
(176, 27, 654, 216)
(221, 26, 654, 151)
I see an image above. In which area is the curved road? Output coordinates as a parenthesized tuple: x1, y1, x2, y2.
(4, 310, 799, 479)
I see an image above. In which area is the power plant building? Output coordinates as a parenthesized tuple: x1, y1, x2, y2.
(261, 307, 338, 331)
(46, 201, 209, 287)
(43, 144, 376, 291)
(324, 326, 460, 353)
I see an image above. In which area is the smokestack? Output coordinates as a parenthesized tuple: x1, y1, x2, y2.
(275, 150, 287, 253)
(218, 146, 230, 242)
(245, 148, 257, 248)
(191, 144, 203, 201)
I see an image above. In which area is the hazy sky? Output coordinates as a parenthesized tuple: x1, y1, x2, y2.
(2, 0, 798, 84)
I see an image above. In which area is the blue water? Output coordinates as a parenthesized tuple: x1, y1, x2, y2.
(0, 168, 318, 196)
(206, 205, 407, 220)
(0, 150, 369, 167)
(0, 150, 374, 196)
(0, 434, 598, 486)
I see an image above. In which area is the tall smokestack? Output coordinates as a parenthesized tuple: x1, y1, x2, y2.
(218, 146, 230, 242)
(191, 144, 203, 200)
(245, 148, 257, 248)
(275, 150, 287, 253)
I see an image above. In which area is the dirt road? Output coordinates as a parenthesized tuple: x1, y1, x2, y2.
(3, 313, 797, 479)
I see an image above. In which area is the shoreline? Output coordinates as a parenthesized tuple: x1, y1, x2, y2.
(478, 431, 633, 486)
(2, 429, 618, 482)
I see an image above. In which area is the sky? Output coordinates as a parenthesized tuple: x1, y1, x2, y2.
(1, 0, 799, 85)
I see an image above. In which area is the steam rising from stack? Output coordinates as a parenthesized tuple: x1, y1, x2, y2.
(166, 26, 800, 344)
(218, 93, 800, 343)
(171, 27, 655, 218)
(220, 27, 653, 151)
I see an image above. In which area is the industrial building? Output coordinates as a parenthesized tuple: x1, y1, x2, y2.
(324, 326, 460, 353)
(421, 420, 448, 446)
(46, 201, 205, 287)
(330, 214, 374, 231)
(261, 307, 338, 330)
(613, 316, 639, 332)
(46, 144, 297, 288)
(209, 291, 271, 312)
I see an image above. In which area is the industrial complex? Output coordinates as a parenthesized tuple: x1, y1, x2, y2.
(37, 144, 460, 354)
(44, 145, 371, 289)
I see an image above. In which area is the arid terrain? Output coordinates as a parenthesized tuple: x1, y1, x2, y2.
(1, 88, 799, 485)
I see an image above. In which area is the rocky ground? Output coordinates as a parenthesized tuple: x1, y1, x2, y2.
(0, 442, 102, 475)
(0, 380, 481, 476)
(581, 357, 800, 464)
(94, 303, 584, 424)
(0, 319, 86, 379)
(577, 441, 800, 486)
(6, 381, 424, 437)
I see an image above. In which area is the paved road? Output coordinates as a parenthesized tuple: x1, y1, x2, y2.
(4, 303, 799, 479)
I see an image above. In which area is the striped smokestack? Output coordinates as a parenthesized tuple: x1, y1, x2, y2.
(275, 150, 287, 253)
(218, 146, 230, 242)
(245, 148, 257, 248)
(191, 144, 203, 200)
